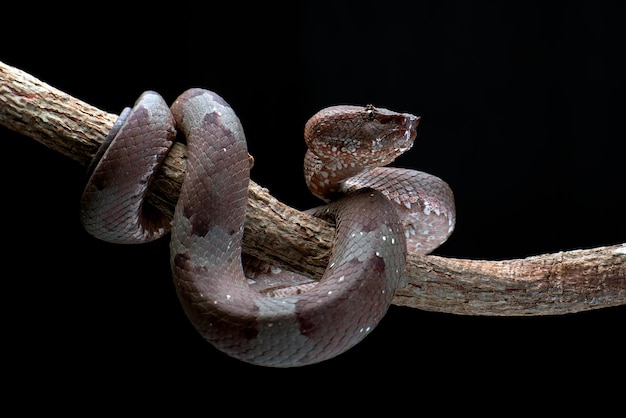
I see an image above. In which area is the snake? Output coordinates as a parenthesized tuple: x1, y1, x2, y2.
(80, 88, 455, 367)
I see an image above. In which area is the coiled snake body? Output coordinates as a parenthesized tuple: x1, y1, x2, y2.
(80, 88, 455, 367)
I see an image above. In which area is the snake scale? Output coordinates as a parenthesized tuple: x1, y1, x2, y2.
(80, 88, 455, 367)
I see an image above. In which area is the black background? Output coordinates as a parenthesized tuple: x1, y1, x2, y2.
(2, 0, 624, 409)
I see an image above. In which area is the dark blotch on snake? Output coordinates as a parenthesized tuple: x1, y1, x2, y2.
(186, 111, 239, 239)
(88, 170, 109, 192)
(173, 252, 191, 270)
(180, 204, 211, 238)
(189, 216, 211, 238)
(370, 253, 386, 274)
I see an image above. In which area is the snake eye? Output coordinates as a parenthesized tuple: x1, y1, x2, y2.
(365, 104, 376, 121)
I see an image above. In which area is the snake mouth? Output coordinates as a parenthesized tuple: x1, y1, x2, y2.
(377, 111, 420, 139)
(403, 114, 420, 142)
(379, 113, 420, 154)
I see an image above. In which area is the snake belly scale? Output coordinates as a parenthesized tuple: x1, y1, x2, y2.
(80, 88, 455, 367)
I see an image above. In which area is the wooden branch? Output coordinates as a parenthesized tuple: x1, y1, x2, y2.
(1, 60, 624, 316)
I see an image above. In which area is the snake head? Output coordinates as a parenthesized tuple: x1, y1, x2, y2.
(304, 104, 420, 167)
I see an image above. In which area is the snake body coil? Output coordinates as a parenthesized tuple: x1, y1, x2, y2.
(81, 88, 455, 367)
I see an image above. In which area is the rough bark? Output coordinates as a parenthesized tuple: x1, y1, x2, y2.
(1, 60, 624, 316)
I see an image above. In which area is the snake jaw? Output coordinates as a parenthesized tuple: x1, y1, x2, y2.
(372, 109, 420, 154)
(367, 112, 420, 165)
(359, 106, 420, 164)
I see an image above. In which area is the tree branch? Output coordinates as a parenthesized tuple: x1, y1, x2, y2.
(1, 60, 624, 316)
